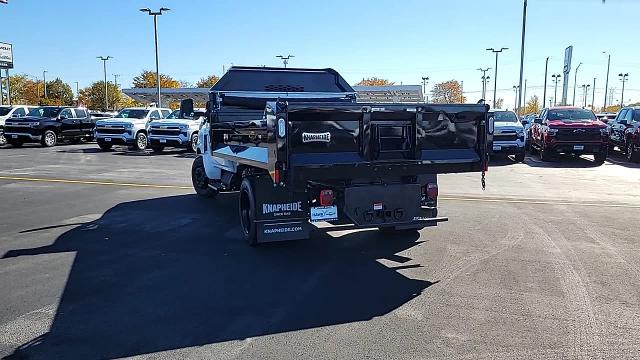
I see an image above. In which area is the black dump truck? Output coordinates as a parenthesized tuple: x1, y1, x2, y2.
(190, 67, 490, 245)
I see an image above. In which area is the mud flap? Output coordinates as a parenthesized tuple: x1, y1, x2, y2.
(257, 220, 311, 243)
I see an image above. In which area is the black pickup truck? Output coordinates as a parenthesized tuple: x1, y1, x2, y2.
(4, 106, 95, 147)
(191, 67, 490, 245)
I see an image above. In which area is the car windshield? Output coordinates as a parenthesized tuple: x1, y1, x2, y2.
(27, 107, 62, 118)
(492, 111, 518, 122)
(547, 109, 596, 122)
(0, 107, 12, 116)
(166, 110, 180, 119)
(114, 109, 149, 119)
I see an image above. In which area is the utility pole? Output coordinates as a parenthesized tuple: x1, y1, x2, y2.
(477, 68, 491, 100)
(552, 74, 561, 106)
(486, 47, 509, 108)
(513, 85, 519, 111)
(460, 81, 464, 103)
(603, 52, 611, 109)
(523, 79, 528, 109)
(619, 73, 629, 107)
(276, 55, 294, 68)
(140, 7, 170, 108)
(74, 81, 79, 106)
(517, 0, 527, 116)
(5, 69, 9, 105)
(582, 84, 591, 108)
(572, 62, 582, 106)
(97, 56, 112, 110)
(421, 76, 429, 102)
(113, 74, 120, 89)
(542, 57, 549, 109)
(43, 70, 48, 98)
(591, 78, 596, 109)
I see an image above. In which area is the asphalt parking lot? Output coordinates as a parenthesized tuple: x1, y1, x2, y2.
(1, 143, 639, 359)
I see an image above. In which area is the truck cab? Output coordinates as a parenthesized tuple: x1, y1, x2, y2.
(148, 107, 205, 153)
(489, 109, 526, 162)
(94, 107, 171, 151)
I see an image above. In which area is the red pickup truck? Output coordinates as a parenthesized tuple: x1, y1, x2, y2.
(529, 107, 608, 165)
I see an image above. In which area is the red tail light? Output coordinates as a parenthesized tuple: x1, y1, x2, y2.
(426, 183, 438, 199)
(273, 169, 280, 184)
(319, 189, 334, 206)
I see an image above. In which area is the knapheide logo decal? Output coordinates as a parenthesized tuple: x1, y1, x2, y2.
(262, 201, 303, 215)
(302, 132, 331, 143)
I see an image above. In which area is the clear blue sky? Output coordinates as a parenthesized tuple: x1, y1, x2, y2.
(2, 0, 638, 108)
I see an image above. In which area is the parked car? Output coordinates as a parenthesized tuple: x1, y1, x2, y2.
(148, 105, 206, 153)
(489, 110, 525, 162)
(0, 105, 35, 146)
(521, 113, 536, 150)
(596, 112, 617, 124)
(4, 106, 94, 147)
(607, 107, 640, 162)
(94, 107, 171, 151)
(529, 107, 608, 164)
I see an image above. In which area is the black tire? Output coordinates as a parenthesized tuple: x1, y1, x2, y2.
(514, 152, 525, 163)
(594, 151, 607, 165)
(239, 178, 258, 246)
(41, 130, 57, 147)
(187, 132, 199, 153)
(191, 155, 218, 198)
(132, 131, 147, 151)
(627, 142, 640, 163)
(539, 146, 552, 161)
(97, 141, 113, 151)
(151, 146, 165, 153)
(0, 133, 6, 146)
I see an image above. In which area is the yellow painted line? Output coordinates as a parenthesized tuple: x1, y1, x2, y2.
(440, 196, 640, 209)
(0, 175, 192, 190)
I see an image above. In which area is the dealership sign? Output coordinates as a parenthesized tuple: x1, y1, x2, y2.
(0, 42, 13, 69)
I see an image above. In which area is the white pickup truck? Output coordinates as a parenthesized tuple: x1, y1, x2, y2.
(94, 107, 171, 151)
(147, 108, 206, 153)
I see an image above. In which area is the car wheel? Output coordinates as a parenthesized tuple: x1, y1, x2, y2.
(514, 152, 525, 163)
(239, 178, 258, 246)
(627, 142, 640, 163)
(133, 132, 147, 151)
(0, 134, 6, 146)
(151, 146, 165, 153)
(41, 130, 57, 147)
(187, 132, 198, 153)
(191, 155, 218, 198)
(594, 151, 607, 165)
(539, 146, 552, 161)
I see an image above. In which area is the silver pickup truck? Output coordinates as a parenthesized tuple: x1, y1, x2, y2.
(489, 109, 526, 162)
(147, 108, 205, 153)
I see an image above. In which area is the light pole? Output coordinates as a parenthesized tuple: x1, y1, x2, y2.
(421, 76, 429, 102)
(486, 47, 509, 107)
(512, 85, 519, 111)
(517, 0, 527, 116)
(43, 70, 48, 98)
(73, 81, 79, 105)
(552, 74, 561, 106)
(603, 52, 611, 109)
(542, 57, 549, 109)
(582, 84, 591, 108)
(140, 7, 170, 108)
(619, 73, 629, 107)
(591, 78, 596, 109)
(276, 55, 294, 68)
(97, 56, 112, 110)
(572, 62, 582, 106)
(113, 74, 120, 89)
(477, 68, 491, 100)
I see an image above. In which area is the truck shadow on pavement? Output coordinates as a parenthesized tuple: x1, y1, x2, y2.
(2, 194, 435, 360)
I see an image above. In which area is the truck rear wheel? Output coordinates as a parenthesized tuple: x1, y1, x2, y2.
(131, 132, 147, 151)
(0, 134, 6, 146)
(627, 142, 639, 163)
(41, 130, 57, 147)
(191, 155, 218, 198)
(239, 178, 258, 246)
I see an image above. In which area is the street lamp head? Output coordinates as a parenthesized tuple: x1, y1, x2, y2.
(139, 8, 151, 13)
(159, 7, 170, 13)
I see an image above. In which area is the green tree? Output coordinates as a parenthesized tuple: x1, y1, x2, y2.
(431, 80, 466, 104)
(2, 74, 41, 105)
(132, 70, 181, 88)
(79, 81, 122, 110)
(355, 77, 395, 86)
(196, 74, 220, 88)
(44, 78, 74, 106)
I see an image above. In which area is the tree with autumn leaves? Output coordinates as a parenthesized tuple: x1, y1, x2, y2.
(355, 77, 395, 86)
(431, 80, 466, 104)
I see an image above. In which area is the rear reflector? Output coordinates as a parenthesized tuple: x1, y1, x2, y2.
(426, 183, 438, 199)
(273, 169, 281, 184)
(319, 189, 334, 206)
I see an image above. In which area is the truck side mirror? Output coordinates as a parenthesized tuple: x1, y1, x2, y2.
(521, 119, 529, 125)
(534, 118, 543, 124)
(58, 115, 67, 120)
(487, 116, 495, 135)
